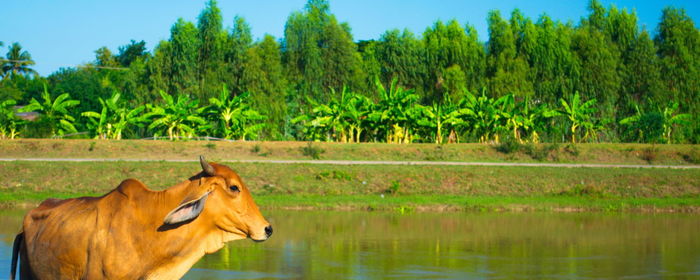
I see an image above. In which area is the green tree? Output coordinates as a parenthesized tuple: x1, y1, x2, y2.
(283, 0, 362, 102)
(486, 11, 533, 98)
(619, 31, 662, 112)
(2, 42, 38, 79)
(241, 35, 288, 139)
(571, 26, 620, 122)
(655, 7, 700, 115)
(117, 40, 148, 67)
(525, 15, 577, 104)
(424, 20, 486, 101)
(226, 16, 254, 95)
(197, 0, 227, 99)
(376, 29, 426, 96)
(146, 40, 173, 101)
(169, 18, 200, 95)
(356, 40, 381, 96)
(94, 47, 120, 68)
(48, 67, 112, 113)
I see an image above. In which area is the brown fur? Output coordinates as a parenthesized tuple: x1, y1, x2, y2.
(14, 161, 270, 279)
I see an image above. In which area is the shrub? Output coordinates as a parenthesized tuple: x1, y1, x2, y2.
(681, 149, 700, 164)
(640, 146, 658, 163)
(494, 137, 522, 154)
(524, 143, 559, 161)
(385, 180, 401, 194)
(564, 144, 580, 157)
(301, 142, 324, 159)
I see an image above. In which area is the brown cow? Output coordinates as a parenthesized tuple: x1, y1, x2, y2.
(10, 156, 272, 280)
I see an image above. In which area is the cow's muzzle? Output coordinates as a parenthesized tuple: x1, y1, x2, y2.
(265, 225, 273, 238)
(251, 225, 273, 242)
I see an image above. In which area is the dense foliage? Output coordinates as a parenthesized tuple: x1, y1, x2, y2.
(0, 0, 698, 143)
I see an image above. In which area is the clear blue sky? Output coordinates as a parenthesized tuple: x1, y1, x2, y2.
(1, 0, 698, 76)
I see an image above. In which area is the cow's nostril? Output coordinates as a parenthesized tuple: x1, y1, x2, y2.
(265, 225, 273, 237)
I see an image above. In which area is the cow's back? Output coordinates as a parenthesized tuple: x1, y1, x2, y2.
(22, 196, 101, 279)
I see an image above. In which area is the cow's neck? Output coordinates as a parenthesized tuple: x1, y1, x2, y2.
(143, 179, 228, 280)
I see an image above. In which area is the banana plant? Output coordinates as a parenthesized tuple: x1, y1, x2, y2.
(0, 99, 24, 139)
(343, 93, 373, 143)
(505, 96, 560, 143)
(146, 90, 207, 140)
(21, 84, 80, 137)
(526, 101, 560, 143)
(452, 89, 508, 143)
(375, 77, 420, 143)
(658, 102, 691, 144)
(292, 95, 337, 142)
(412, 95, 458, 144)
(559, 92, 598, 143)
(206, 85, 266, 140)
(81, 92, 146, 139)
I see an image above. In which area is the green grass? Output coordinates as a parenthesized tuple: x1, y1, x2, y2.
(0, 139, 698, 165)
(0, 160, 698, 212)
(255, 195, 700, 212)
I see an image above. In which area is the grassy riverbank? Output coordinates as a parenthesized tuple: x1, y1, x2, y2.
(1, 139, 699, 165)
(0, 159, 698, 212)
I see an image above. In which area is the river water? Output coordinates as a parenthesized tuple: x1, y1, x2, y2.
(1, 209, 698, 279)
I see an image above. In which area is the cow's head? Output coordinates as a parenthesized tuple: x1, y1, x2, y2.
(163, 156, 272, 242)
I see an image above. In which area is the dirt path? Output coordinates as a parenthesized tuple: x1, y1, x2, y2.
(0, 158, 698, 169)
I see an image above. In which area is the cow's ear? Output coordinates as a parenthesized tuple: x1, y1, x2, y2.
(163, 192, 210, 225)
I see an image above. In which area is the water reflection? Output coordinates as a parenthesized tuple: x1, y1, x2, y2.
(0, 209, 698, 279)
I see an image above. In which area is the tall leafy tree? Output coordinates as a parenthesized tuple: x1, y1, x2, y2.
(197, 0, 227, 99)
(117, 40, 148, 67)
(0, 41, 4, 77)
(226, 16, 254, 95)
(424, 20, 486, 101)
(146, 40, 173, 100)
(571, 25, 621, 122)
(655, 7, 700, 114)
(242, 35, 289, 139)
(486, 11, 533, 98)
(94, 47, 120, 68)
(48, 67, 111, 113)
(619, 30, 662, 112)
(169, 18, 200, 95)
(356, 40, 382, 97)
(375, 29, 425, 96)
(2, 43, 38, 79)
(523, 15, 577, 104)
(283, 0, 361, 103)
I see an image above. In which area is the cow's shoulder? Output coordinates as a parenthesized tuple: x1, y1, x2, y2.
(114, 178, 152, 199)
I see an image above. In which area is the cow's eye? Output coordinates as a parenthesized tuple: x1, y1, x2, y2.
(229, 185, 240, 192)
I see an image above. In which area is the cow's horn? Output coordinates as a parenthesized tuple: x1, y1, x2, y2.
(200, 155, 215, 176)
